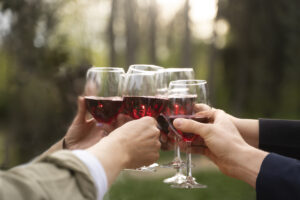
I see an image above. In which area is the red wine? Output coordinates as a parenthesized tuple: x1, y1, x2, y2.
(169, 115, 209, 142)
(123, 96, 168, 119)
(85, 96, 123, 123)
(165, 96, 196, 116)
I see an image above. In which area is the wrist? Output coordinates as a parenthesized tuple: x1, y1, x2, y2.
(231, 117, 259, 148)
(230, 145, 268, 188)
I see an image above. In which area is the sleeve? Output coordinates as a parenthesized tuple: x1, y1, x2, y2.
(259, 119, 300, 159)
(72, 150, 108, 200)
(256, 153, 300, 200)
(0, 150, 97, 200)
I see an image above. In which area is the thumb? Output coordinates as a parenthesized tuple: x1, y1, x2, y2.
(74, 96, 87, 123)
(173, 118, 211, 139)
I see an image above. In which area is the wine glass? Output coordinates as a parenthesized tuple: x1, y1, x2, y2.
(168, 80, 208, 189)
(123, 71, 168, 171)
(84, 67, 125, 130)
(161, 68, 195, 184)
(127, 64, 163, 74)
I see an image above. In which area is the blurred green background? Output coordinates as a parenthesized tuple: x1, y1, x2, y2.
(0, 0, 300, 199)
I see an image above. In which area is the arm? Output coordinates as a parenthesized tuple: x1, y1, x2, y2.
(37, 96, 109, 160)
(194, 104, 260, 148)
(175, 109, 300, 199)
(0, 151, 97, 200)
(256, 153, 300, 200)
(231, 117, 259, 148)
(173, 109, 268, 188)
(232, 117, 300, 159)
(259, 119, 300, 159)
(197, 104, 300, 158)
(0, 117, 160, 200)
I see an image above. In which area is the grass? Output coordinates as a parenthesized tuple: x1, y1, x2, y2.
(104, 170, 256, 200)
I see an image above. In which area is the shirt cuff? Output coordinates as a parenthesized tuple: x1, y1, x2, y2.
(72, 150, 108, 200)
(256, 153, 300, 200)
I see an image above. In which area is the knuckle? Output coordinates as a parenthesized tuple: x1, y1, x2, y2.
(156, 141, 161, 149)
(145, 116, 156, 123)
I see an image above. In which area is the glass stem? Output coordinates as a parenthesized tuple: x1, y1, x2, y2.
(186, 141, 192, 178)
(175, 137, 181, 160)
(175, 137, 182, 173)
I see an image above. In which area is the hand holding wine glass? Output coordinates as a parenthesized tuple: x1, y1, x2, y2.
(173, 108, 268, 188)
(168, 80, 209, 188)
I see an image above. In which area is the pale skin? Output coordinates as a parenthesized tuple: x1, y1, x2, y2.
(173, 107, 268, 188)
(40, 96, 160, 187)
(87, 116, 161, 187)
(40, 96, 130, 157)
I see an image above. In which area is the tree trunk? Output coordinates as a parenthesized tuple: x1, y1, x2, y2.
(125, 0, 138, 67)
(149, 0, 157, 64)
(208, 24, 217, 105)
(181, 0, 191, 68)
(107, 0, 118, 67)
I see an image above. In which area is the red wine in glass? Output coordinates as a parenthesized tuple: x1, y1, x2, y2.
(85, 96, 124, 124)
(168, 115, 209, 142)
(165, 96, 197, 116)
(123, 96, 168, 119)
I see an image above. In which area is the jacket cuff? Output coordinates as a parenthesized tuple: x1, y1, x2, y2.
(256, 153, 300, 200)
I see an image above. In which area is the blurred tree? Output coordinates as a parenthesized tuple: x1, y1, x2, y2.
(0, 0, 91, 166)
(124, 0, 138, 67)
(181, 0, 192, 68)
(218, 0, 300, 118)
(148, 0, 158, 64)
(107, 0, 118, 67)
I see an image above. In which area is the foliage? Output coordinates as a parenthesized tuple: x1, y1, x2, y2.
(105, 170, 255, 200)
(217, 0, 300, 118)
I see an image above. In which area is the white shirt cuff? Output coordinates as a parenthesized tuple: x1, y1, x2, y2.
(72, 150, 108, 200)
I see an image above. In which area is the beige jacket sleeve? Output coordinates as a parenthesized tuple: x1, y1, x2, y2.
(0, 150, 97, 200)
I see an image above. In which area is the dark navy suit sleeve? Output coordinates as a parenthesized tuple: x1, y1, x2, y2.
(259, 119, 300, 159)
(256, 153, 300, 200)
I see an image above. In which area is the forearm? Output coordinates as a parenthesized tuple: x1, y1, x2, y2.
(0, 151, 96, 200)
(229, 146, 268, 188)
(259, 119, 300, 159)
(231, 117, 259, 148)
(87, 136, 127, 187)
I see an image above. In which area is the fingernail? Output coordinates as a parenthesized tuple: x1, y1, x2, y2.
(174, 118, 183, 127)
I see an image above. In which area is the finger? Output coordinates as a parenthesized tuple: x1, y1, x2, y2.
(160, 131, 168, 143)
(86, 117, 96, 124)
(194, 103, 211, 112)
(173, 118, 212, 139)
(74, 96, 87, 123)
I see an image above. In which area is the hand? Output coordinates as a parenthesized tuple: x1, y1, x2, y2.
(64, 97, 111, 150)
(159, 104, 210, 151)
(193, 104, 259, 148)
(87, 116, 161, 186)
(108, 116, 161, 169)
(173, 109, 268, 188)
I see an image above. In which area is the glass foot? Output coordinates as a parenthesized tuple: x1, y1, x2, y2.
(160, 159, 186, 169)
(171, 176, 207, 189)
(163, 173, 186, 184)
(125, 163, 159, 172)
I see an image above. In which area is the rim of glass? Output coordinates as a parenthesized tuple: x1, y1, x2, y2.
(129, 64, 163, 70)
(169, 79, 207, 86)
(88, 67, 125, 72)
(124, 71, 157, 76)
(164, 68, 194, 72)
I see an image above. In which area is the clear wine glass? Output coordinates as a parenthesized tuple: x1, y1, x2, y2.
(168, 80, 208, 189)
(161, 68, 195, 184)
(127, 64, 163, 74)
(84, 67, 125, 130)
(123, 71, 168, 172)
